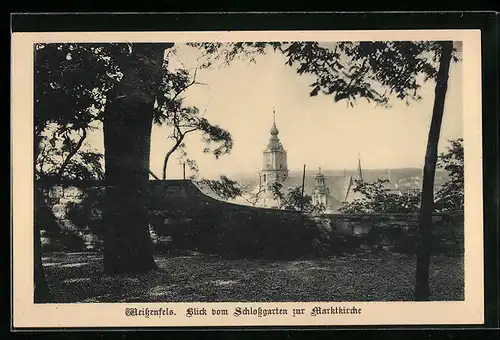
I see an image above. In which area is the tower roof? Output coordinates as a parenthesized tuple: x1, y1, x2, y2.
(270, 109, 279, 136)
(265, 108, 285, 152)
(357, 153, 363, 182)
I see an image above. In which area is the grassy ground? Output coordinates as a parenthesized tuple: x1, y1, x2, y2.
(42, 252, 464, 303)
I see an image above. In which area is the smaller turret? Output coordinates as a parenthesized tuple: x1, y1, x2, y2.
(312, 166, 329, 208)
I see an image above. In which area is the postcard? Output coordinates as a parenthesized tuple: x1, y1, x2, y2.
(11, 28, 483, 328)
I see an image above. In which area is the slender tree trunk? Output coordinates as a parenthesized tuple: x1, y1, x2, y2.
(102, 86, 157, 274)
(162, 137, 185, 180)
(57, 128, 87, 177)
(162, 152, 172, 180)
(34, 132, 52, 303)
(414, 41, 454, 301)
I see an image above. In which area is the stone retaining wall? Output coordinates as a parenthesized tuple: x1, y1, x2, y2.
(35, 181, 464, 256)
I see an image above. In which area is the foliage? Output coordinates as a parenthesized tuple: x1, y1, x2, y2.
(338, 138, 463, 214)
(34, 44, 113, 180)
(268, 181, 285, 203)
(197, 175, 243, 200)
(157, 103, 233, 179)
(435, 138, 464, 211)
(233, 174, 267, 206)
(196, 173, 266, 206)
(36, 126, 104, 180)
(339, 179, 421, 214)
(197, 177, 325, 213)
(34, 43, 177, 274)
(65, 188, 106, 238)
(194, 41, 460, 106)
(36, 43, 206, 181)
(34, 44, 114, 135)
(269, 182, 326, 214)
(151, 56, 234, 179)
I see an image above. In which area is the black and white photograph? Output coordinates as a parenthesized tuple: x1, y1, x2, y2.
(12, 29, 484, 328)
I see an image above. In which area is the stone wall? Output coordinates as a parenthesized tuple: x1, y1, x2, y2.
(37, 184, 102, 251)
(310, 212, 463, 253)
(36, 180, 464, 257)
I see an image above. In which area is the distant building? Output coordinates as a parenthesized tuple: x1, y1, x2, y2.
(215, 110, 446, 213)
(249, 112, 343, 211)
(342, 154, 365, 204)
(258, 110, 289, 208)
(310, 168, 341, 213)
(312, 168, 329, 207)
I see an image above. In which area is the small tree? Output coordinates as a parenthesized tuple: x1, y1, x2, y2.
(153, 66, 233, 180)
(435, 138, 464, 212)
(237, 174, 266, 206)
(36, 125, 104, 180)
(339, 179, 421, 214)
(269, 182, 325, 213)
(269, 181, 286, 206)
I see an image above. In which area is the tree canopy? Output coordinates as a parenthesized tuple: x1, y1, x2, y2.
(435, 138, 464, 211)
(193, 41, 460, 105)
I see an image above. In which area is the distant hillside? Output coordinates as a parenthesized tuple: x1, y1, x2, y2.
(228, 168, 449, 187)
(196, 167, 451, 206)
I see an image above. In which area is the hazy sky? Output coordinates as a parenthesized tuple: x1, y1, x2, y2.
(86, 43, 463, 180)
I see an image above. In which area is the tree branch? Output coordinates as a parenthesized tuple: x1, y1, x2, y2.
(183, 127, 199, 135)
(171, 67, 200, 102)
(149, 170, 160, 180)
(57, 128, 87, 177)
(36, 143, 48, 170)
(162, 132, 186, 180)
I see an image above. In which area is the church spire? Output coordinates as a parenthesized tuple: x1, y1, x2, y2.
(357, 153, 363, 182)
(270, 107, 279, 136)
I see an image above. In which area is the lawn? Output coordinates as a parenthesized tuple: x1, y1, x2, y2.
(42, 252, 464, 303)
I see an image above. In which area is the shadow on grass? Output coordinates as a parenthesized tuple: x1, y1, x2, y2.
(42, 251, 464, 303)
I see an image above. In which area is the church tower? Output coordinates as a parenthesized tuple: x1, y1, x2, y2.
(312, 167, 329, 207)
(343, 153, 364, 203)
(261, 110, 288, 193)
(356, 152, 364, 182)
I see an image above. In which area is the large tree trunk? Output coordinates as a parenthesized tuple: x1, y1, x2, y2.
(101, 43, 172, 275)
(102, 96, 157, 274)
(414, 41, 454, 301)
(102, 76, 159, 275)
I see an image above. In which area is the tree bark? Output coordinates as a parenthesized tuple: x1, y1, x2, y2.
(102, 85, 157, 275)
(34, 205, 52, 303)
(101, 43, 173, 275)
(414, 41, 454, 301)
(34, 130, 52, 303)
(162, 125, 187, 180)
(162, 143, 181, 180)
(162, 152, 172, 180)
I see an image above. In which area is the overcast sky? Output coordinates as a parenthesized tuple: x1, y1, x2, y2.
(86, 43, 463, 180)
